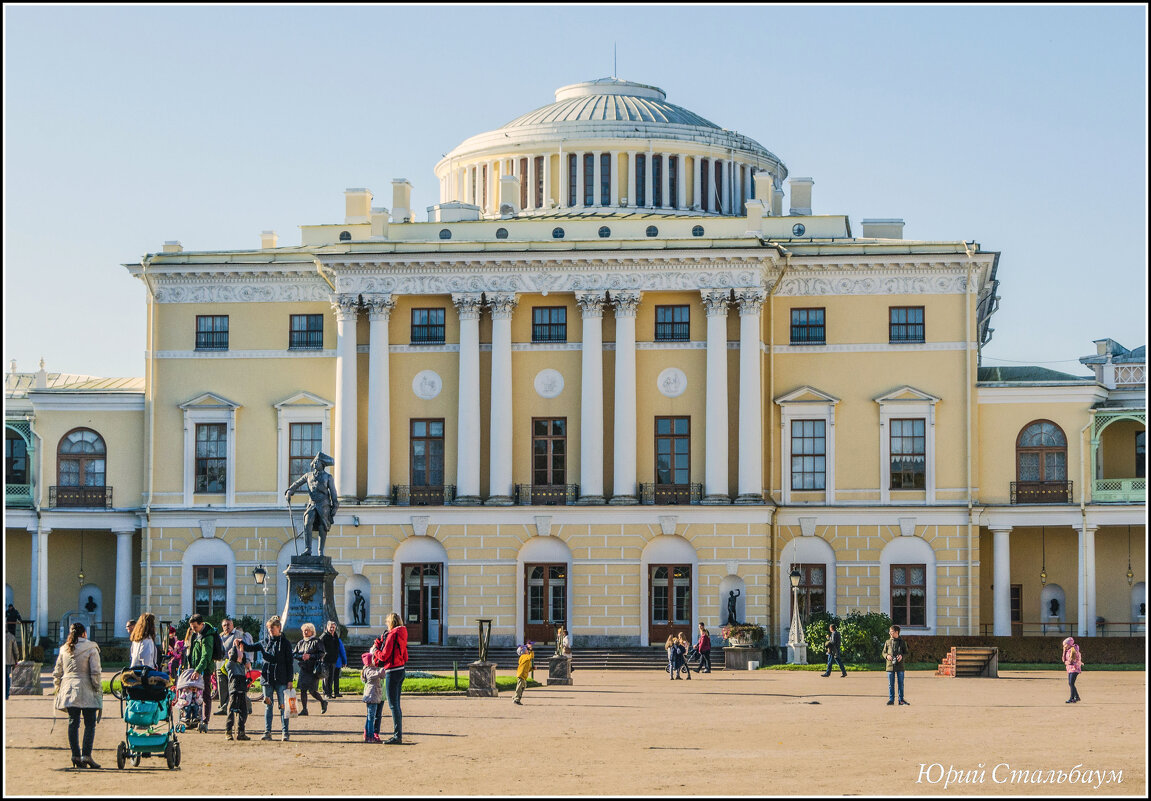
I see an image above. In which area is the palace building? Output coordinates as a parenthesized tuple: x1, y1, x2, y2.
(5, 78, 1146, 649)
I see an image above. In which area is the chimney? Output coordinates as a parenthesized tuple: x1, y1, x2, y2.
(345, 188, 372, 224)
(753, 173, 774, 214)
(860, 219, 905, 239)
(499, 175, 520, 217)
(772, 186, 784, 217)
(391, 179, 413, 223)
(788, 177, 813, 216)
(162, 240, 183, 253)
(260, 230, 278, 249)
(370, 206, 390, 237)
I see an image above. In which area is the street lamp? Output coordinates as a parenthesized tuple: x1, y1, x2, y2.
(252, 565, 268, 623)
(787, 567, 807, 665)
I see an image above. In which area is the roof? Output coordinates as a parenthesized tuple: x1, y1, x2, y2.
(6, 371, 144, 399)
(502, 83, 722, 130)
(977, 366, 1095, 383)
(1080, 339, 1146, 365)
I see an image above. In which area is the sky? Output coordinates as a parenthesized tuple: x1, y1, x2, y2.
(4, 4, 1147, 379)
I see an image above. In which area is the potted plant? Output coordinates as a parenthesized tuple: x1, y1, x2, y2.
(721, 623, 764, 646)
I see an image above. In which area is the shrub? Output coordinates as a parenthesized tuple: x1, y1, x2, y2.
(802, 611, 839, 656)
(842, 611, 892, 662)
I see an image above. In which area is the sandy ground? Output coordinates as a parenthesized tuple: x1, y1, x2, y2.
(3, 668, 1145, 796)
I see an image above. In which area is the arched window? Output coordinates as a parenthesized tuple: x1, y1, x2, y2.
(439, 228, 452, 240)
(1017, 420, 1067, 485)
(58, 428, 106, 487)
(339, 231, 351, 241)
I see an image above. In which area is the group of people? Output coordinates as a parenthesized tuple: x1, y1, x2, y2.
(664, 622, 713, 679)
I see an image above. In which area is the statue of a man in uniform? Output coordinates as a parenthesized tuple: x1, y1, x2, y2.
(285, 452, 339, 557)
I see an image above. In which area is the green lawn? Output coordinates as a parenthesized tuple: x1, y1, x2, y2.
(761, 662, 1144, 672)
(102, 673, 540, 695)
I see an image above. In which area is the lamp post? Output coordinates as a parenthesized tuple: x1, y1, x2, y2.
(252, 565, 268, 623)
(787, 567, 807, 665)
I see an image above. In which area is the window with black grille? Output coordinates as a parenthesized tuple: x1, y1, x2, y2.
(790, 308, 825, 344)
(196, 315, 229, 350)
(532, 307, 567, 343)
(289, 314, 323, 349)
(411, 308, 446, 344)
(889, 306, 925, 343)
(655, 306, 689, 341)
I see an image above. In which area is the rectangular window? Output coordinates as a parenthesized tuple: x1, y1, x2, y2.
(889, 306, 925, 343)
(655, 417, 690, 486)
(600, 153, 611, 206)
(890, 418, 926, 489)
(652, 155, 663, 207)
(289, 314, 324, 350)
(1137, 431, 1146, 479)
(700, 159, 710, 212)
(410, 419, 445, 488)
(534, 156, 544, 208)
(890, 564, 927, 627)
(668, 155, 679, 209)
(532, 418, 566, 487)
(791, 563, 827, 624)
(289, 422, 322, 485)
(532, 306, 567, 343)
(195, 315, 229, 350)
(193, 565, 227, 617)
(568, 154, 577, 207)
(5, 433, 28, 485)
(519, 157, 528, 209)
(635, 155, 646, 207)
(655, 305, 690, 342)
(583, 153, 595, 206)
(713, 160, 723, 212)
(790, 308, 826, 344)
(790, 420, 826, 490)
(194, 423, 227, 493)
(411, 308, 446, 344)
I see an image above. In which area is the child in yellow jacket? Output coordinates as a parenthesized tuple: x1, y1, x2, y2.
(514, 644, 533, 705)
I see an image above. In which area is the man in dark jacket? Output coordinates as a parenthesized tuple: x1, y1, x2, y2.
(187, 614, 218, 728)
(244, 616, 295, 741)
(320, 621, 342, 699)
(820, 622, 847, 677)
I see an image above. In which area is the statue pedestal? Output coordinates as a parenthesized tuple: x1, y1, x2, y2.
(787, 643, 808, 665)
(467, 661, 498, 697)
(547, 655, 573, 685)
(723, 647, 765, 671)
(280, 555, 340, 632)
(10, 660, 43, 695)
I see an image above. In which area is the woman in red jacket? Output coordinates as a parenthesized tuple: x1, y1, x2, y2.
(373, 612, 408, 744)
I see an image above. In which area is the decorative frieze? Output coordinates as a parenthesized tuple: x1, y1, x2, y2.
(775, 274, 968, 297)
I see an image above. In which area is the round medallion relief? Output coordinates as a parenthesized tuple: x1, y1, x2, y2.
(657, 368, 688, 398)
(534, 369, 565, 399)
(412, 370, 443, 400)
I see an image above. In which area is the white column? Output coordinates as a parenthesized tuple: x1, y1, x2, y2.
(702, 290, 731, 503)
(610, 292, 641, 504)
(609, 151, 619, 207)
(693, 156, 703, 210)
(644, 149, 654, 209)
(1077, 524, 1098, 636)
(558, 148, 566, 208)
(365, 294, 395, 503)
(735, 289, 765, 503)
(453, 294, 483, 503)
(573, 151, 584, 208)
(676, 155, 687, 210)
(659, 154, 670, 209)
(333, 294, 359, 503)
(527, 155, 537, 211)
(486, 160, 496, 213)
(592, 151, 602, 207)
(626, 151, 636, 207)
(28, 526, 39, 638)
(576, 292, 606, 503)
(992, 527, 1012, 636)
(721, 159, 732, 214)
(114, 529, 134, 632)
(36, 526, 50, 639)
(487, 294, 518, 504)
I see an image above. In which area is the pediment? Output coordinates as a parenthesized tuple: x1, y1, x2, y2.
(178, 391, 241, 410)
(874, 385, 941, 404)
(274, 391, 333, 410)
(774, 385, 840, 405)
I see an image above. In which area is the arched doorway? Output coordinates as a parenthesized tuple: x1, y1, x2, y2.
(640, 535, 698, 646)
(516, 536, 573, 645)
(392, 536, 449, 645)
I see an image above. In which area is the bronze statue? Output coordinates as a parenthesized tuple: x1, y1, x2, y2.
(285, 452, 339, 557)
(352, 589, 367, 625)
(727, 589, 741, 626)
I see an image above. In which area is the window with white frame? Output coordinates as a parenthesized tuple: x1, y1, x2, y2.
(875, 387, 940, 505)
(179, 392, 240, 506)
(274, 392, 333, 504)
(774, 386, 838, 504)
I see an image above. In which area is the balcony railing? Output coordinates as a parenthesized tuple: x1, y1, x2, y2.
(6, 483, 33, 508)
(640, 483, 703, 505)
(654, 321, 690, 342)
(49, 485, 113, 508)
(411, 325, 446, 344)
(979, 621, 1146, 637)
(531, 324, 567, 343)
(391, 484, 455, 506)
(515, 484, 579, 505)
(1092, 477, 1145, 504)
(1010, 480, 1073, 504)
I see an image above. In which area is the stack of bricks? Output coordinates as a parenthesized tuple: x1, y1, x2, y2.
(935, 647, 957, 677)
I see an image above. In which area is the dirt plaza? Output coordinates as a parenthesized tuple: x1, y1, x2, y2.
(3, 668, 1145, 796)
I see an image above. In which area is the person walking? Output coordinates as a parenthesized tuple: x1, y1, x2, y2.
(821, 622, 848, 678)
(320, 621, 342, 699)
(128, 613, 158, 669)
(244, 616, 295, 741)
(513, 644, 534, 705)
(882, 624, 909, 705)
(223, 641, 252, 740)
(186, 614, 219, 728)
(1062, 636, 1083, 703)
(215, 618, 238, 717)
(293, 623, 328, 715)
(695, 623, 712, 673)
(374, 612, 408, 744)
(5, 627, 19, 700)
(52, 622, 103, 769)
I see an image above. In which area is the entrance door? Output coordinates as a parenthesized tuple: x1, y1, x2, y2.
(649, 564, 691, 645)
(402, 563, 443, 645)
(525, 563, 567, 644)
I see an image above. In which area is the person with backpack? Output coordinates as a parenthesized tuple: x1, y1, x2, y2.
(187, 614, 223, 728)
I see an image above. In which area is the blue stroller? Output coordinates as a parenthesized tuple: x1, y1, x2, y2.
(115, 666, 181, 769)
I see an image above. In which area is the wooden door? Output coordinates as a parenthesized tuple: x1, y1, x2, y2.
(649, 564, 691, 645)
(402, 563, 443, 645)
(525, 563, 567, 644)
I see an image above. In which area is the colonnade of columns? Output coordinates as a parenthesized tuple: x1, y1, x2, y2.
(330, 288, 766, 506)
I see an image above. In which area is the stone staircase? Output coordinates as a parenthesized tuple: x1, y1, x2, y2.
(345, 643, 673, 672)
(935, 646, 999, 678)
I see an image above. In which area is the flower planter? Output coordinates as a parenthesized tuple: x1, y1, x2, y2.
(724, 646, 765, 671)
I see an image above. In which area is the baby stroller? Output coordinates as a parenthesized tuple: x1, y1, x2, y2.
(115, 666, 181, 770)
(174, 669, 207, 733)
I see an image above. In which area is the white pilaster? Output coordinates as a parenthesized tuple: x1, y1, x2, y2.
(576, 292, 606, 503)
(114, 529, 134, 632)
(702, 290, 731, 503)
(645, 150, 654, 209)
(693, 156, 703, 210)
(527, 155, 537, 211)
(487, 294, 518, 505)
(676, 155, 686, 210)
(626, 151, 636, 207)
(558, 147, 566, 208)
(575, 151, 585, 208)
(609, 151, 619, 207)
(992, 527, 1012, 636)
(453, 293, 484, 504)
(333, 294, 359, 503)
(735, 289, 765, 503)
(610, 292, 641, 504)
(365, 294, 395, 503)
(659, 154, 669, 208)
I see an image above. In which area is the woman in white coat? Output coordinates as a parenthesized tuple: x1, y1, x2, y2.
(53, 621, 104, 769)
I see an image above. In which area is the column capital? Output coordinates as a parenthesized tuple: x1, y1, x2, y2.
(331, 294, 360, 321)
(28, 525, 50, 535)
(735, 288, 767, 315)
(451, 293, 484, 320)
(701, 290, 730, 317)
(487, 293, 519, 320)
(611, 291, 642, 317)
(363, 294, 396, 321)
(575, 291, 606, 319)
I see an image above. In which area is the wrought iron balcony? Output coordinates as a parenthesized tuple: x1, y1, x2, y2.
(50, 485, 113, 508)
(514, 484, 579, 505)
(391, 484, 456, 506)
(654, 321, 690, 342)
(639, 483, 703, 505)
(1092, 477, 1145, 504)
(6, 483, 33, 508)
(1010, 480, 1073, 504)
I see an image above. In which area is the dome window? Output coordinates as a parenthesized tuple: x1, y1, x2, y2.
(439, 229, 452, 240)
(692, 225, 704, 237)
(552, 227, 565, 239)
(496, 228, 509, 239)
(598, 226, 611, 238)
(339, 231, 351, 241)
(645, 225, 659, 238)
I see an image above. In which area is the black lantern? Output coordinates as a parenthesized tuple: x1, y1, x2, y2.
(789, 567, 801, 589)
(252, 565, 267, 586)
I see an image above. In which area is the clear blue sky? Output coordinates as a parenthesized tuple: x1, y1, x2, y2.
(4, 5, 1146, 378)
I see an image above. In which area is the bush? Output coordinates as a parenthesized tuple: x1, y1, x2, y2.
(842, 611, 892, 662)
(802, 611, 839, 656)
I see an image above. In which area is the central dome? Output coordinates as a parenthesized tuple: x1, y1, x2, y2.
(501, 79, 722, 130)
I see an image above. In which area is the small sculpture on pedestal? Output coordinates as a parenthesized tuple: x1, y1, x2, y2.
(727, 589, 741, 626)
(352, 589, 368, 626)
